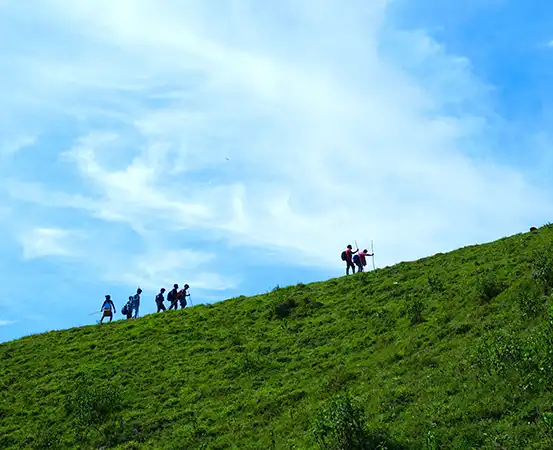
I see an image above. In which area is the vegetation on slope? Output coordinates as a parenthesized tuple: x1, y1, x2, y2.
(3, 226, 553, 449)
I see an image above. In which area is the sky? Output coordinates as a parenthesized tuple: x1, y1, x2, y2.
(0, 0, 552, 343)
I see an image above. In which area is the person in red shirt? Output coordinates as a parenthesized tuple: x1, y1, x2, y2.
(344, 244, 359, 275)
(354, 249, 374, 272)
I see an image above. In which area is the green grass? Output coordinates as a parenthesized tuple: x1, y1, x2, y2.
(3, 225, 553, 449)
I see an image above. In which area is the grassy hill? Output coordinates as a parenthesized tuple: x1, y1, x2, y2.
(3, 226, 553, 449)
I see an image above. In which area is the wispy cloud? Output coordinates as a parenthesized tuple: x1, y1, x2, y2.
(0, 320, 17, 327)
(18, 227, 84, 260)
(0, 136, 36, 157)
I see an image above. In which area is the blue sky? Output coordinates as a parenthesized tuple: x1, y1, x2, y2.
(1, 0, 552, 342)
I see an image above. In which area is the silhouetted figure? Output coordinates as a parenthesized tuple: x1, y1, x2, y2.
(156, 288, 167, 312)
(168, 284, 179, 310)
(100, 295, 116, 323)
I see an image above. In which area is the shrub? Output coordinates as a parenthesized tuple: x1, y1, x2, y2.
(532, 248, 553, 294)
(475, 274, 505, 302)
(516, 283, 547, 319)
(407, 297, 424, 326)
(427, 276, 445, 293)
(474, 306, 553, 391)
(312, 393, 403, 450)
(312, 393, 368, 450)
(274, 297, 297, 319)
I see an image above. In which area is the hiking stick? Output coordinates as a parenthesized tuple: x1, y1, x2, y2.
(371, 240, 376, 270)
(188, 294, 193, 307)
(89, 311, 101, 315)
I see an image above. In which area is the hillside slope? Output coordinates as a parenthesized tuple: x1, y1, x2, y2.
(3, 226, 553, 449)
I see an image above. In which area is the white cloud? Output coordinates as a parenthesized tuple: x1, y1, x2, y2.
(107, 248, 238, 292)
(0, 136, 35, 157)
(18, 227, 83, 260)
(0, 319, 17, 327)
(0, 0, 551, 298)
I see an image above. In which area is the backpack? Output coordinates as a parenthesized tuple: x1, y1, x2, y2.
(122, 304, 128, 315)
(341, 251, 347, 261)
(353, 253, 360, 263)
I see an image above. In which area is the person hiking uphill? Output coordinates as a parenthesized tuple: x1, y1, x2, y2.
(353, 249, 374, 273)
(156, 288, 167, 313)
(341, 244, 359, 275)
(132, 288, 142, 318)
(177, 284, 190, 309)
(100, 295, 116, 323)
(121, 296, 133, 320)
(168, 284, 179, 311)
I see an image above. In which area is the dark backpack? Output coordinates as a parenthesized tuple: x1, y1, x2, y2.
(121, 304, 128, 315)
(341, 251, 347, 261)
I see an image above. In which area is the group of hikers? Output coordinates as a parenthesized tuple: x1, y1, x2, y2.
(97, 244, 371, 324)
(341, 245, 374, 275)
(99, 284, 191, 323)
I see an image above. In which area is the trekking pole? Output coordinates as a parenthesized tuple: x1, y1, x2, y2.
(188, 294, 193, 307)
(88, 311, 100, 315)
(371, 239, 376, 270)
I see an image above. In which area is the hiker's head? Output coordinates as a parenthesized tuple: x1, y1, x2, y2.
(137, 288, 142, 294)
(160, 288, 166, 293)
(174, 284, 178, 289)
(105, 294, 111, 300)
(363, 249, 368, 253)
(347, 245, 352, 249)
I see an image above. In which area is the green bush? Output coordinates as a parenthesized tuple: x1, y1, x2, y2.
(517, 285, 547, 319)
(475, 273, 505, 302)
(532, 248, 553, 294)
(312, 393, 405, 450)
(312, 393, 368, 450)
(407, 297, 424, 326)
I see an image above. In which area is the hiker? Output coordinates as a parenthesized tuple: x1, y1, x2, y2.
(168, 284, 179, 310)
(132, 287, 142, 318)
(177, 284, 190, 309)
(100, 295, 116, 323)
(341, 245, 358, 275)
(354, 249, 374, 273)
(123, 296, 133, 319)
(156, 288, 167, 312)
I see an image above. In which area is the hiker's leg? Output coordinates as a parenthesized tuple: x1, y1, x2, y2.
(347, 261, 355, 275)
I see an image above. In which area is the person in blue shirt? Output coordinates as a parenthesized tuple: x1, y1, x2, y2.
(132, 288, 142, 318)
(100, 295, 116, 323)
